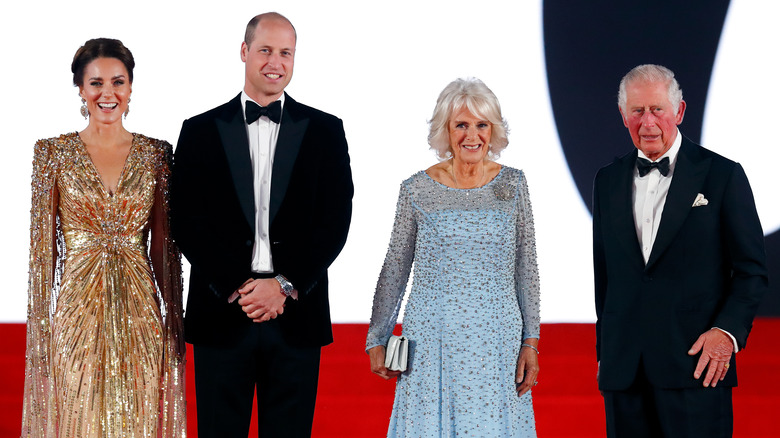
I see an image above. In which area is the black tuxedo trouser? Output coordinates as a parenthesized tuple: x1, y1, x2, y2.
(603, 363, 733, 438)
(193, 318, 321, 438)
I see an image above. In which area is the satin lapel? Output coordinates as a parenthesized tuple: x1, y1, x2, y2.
(609, 151, 644, 263)
(645, 139, 711, 271)
(216, 95, 255, 233)
(270, 94, 308, 224)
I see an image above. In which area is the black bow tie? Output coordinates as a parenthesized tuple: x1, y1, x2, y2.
(245, 100, 282, 124)
(636, 156, 670, 177)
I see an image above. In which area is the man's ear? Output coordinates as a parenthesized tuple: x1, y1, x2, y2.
(675, 100, 686, 125)
(240, 42, 248, 63)
(618, 105, 629, 128)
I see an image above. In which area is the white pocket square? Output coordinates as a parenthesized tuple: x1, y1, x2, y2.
(692, 193, 709, 207)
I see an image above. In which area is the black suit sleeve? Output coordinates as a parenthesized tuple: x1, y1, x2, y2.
(273, 117, 353, 296)
(712, 163, 768, 348)
(592, 168, 608, 362)
(171, 118, 253, 299)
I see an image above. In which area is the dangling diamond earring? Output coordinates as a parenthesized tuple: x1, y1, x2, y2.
(80, 98, 89, 119)
(124, 97, 131, 119)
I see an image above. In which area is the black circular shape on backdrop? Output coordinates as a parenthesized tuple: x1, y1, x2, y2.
(543, 0, 778, 315)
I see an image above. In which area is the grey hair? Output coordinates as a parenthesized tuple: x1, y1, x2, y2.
(618, 64, 683, 113)
(428, 78, 509, 160)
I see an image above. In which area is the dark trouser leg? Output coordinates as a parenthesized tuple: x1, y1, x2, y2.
(604, 363, 733, 438)
(654, 384, 733, 438)
(193, 326, 258, 438)
(603, 365, 662, 438)
(254, 318, 321, 438)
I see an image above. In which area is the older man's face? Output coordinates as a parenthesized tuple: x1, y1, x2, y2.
(619, 80, 686, 161)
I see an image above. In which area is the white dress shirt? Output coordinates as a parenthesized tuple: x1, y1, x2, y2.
(631, 129, 738, 351)
(241, 91, 284, 274)
(632, 130, 682, 263)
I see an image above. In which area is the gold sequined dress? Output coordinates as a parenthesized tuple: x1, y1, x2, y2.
(22, 132, 186, 437)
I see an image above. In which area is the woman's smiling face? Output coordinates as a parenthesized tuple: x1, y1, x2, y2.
(79, 57, 131, 124)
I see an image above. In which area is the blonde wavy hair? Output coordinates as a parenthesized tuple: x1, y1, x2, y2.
(428, 78, 509, 160)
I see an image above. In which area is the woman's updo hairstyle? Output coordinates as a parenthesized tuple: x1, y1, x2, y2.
(71, 38, 135, 87)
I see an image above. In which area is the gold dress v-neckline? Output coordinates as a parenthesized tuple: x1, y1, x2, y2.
(76, 132, 137, 197)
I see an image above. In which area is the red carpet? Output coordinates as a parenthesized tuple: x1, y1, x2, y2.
(2, 320, 778, 437)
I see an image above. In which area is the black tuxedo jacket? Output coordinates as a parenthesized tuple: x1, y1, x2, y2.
(593, 136, 767, 390)
(171, 93, 353, 348)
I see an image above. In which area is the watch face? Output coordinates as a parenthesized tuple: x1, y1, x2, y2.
(275, 275, 293, 296)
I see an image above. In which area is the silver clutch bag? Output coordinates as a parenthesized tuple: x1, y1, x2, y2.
(385, 335, 408, 372)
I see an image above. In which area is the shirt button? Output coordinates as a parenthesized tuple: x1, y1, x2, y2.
(645, 218, 651, 223)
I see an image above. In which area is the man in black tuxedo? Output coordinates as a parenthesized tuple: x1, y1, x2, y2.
(592, 64, 767, 437)
(171, 12, 353, 437)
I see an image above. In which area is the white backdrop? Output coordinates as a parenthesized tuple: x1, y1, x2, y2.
(1, 1, 776, 324)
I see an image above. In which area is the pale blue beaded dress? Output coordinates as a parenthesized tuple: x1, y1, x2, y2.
(367, 166, 540, 437)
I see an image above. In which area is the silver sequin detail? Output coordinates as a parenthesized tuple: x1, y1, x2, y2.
(368, 166, 541, 437)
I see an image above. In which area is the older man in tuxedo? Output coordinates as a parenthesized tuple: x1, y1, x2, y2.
(171, 12, 353, 437)
(592, 64, 767, 437)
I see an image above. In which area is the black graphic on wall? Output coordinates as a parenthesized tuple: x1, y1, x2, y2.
(543, 0, 778, 315)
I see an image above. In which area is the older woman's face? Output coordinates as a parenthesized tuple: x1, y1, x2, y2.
(79, 57, 131, 125)
(448, 108, 492, 164)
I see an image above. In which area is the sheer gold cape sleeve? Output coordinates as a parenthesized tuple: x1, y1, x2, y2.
(150, 140, 187, 436)
(22, 137, 61, 437)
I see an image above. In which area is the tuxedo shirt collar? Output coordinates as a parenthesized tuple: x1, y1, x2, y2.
(240, 91, 286, 124)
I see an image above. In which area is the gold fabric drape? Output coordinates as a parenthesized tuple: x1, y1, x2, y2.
(22, 132, 186, 437)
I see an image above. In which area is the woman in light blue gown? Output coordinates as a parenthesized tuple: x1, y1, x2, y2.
(366, 78, 541, 437)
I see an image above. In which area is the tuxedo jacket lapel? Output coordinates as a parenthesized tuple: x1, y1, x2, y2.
(270, 94, 308, 224)
(217, 94, 255, 233)
(645, 138, 711, 270)
(609, 151, 645, 264)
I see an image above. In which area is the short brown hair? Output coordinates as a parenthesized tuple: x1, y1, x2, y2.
(244, 12, 297, 47)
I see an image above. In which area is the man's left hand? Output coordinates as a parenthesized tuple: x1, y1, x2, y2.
(688, 328, 734, 387)
(237, 278, 287, 323)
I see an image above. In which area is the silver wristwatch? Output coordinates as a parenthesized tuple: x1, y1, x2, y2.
(275, 274, 294, 297)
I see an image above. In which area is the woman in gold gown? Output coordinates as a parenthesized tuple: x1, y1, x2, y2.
(21, 38, 186, 437)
